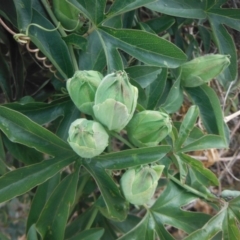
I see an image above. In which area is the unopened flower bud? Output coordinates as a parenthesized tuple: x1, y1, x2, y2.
(93, 71, 138, 132)
(120, 165, 164, 205)
(53, 0, 82, 32)
(67, 119, 109, 158)
(67, 71, 103, 115)
(126, 110, 172, 147)
(180, 54, 230, 87)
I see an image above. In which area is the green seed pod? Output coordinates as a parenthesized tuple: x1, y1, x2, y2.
(67, 71, 103, 115)
(120, 165, 164, 205)
(67, 119, 109, 158)
(93, 71, 138, 132)
(180, 54, 230, 87)
(53, 0, 82, 32)
(126, 110, 172, 147)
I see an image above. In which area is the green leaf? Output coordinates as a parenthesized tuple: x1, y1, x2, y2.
(208, 13, 237, 85)
(62, 33, 87, 50)
(0, 155, 76, 203)
(27, 174, 60, 232)
(185, 85, 227, 142)
(180, 135, 226, 152)
(98, 27, 187, 68)
(185, 198, 240, 239)
(0, 52, 12, 102)
(0, 132, 7, 175)
(68, 228, 104, 240)
(0, 106, 73, 157)
(180, 153, 219, 190)
(95, 145, 171, 169)
(117, 213, 155, 240)
(83, 161, 128, 221)
(175, 106, 199, 150)
(36, 168, 79, 240)
(146, 0, 207, 19)
(65, 205, 98, 239)
(198, 25, 211, 53)
(145, 16, 175, 34)
(28, 9, 74, 79)
(67, 0, 107, 24)
(151, 181, 211, 236)
(107, 0, 156, 18)
(78, 30, 106, 71)
(27, 224, 38, 240)
(161, 74, 183, 113)
(3, 135, 43, 165)
(13, 0, 32, 31)
(97, 30, 124, 72)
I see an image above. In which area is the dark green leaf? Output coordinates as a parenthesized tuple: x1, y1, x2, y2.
(3, 135, 43, 165)
(78, 30, 106, 71)
(27, 224, 38, 240)
(65, 205, 98, 239)
(99, 27, 187, 68)
(0, 155, 76, 203)
(67, 0, 107, 24)
(13, 0, 32, 31)
(146, 0, 206, 19)
(180, 135, 226, 152)
(198, 25, 211, 53)
(0, 106, 73, 157)
(97, 30, 124, 72)
(185, 85, 227, 142)
(95, 145, 171, 169)
(185, 198, 240, 240)
(146, 68, 168, 109)
(107, 0, 155, 18)
(68, 228, 104, 240)
(36, 168, 79, 240)
(28, 9, 74, 79)
(145, 16, 175, 34)
(0, 132, 7, 175)
(117, 213, 155, 240)
(62, 33, 87, 50)
(27, 174, 60, 232)
(151, 181, 211, 235)
(208, 14, 237, 85)
(161, 74, 183, 113)
(83, 161, 128, 221)
(175, 106, 199, 150)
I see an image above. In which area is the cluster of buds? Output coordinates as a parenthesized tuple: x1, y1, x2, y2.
(67, 70, 172, 205)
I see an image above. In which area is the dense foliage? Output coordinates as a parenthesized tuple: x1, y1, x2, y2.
(0, 0, 240, 239)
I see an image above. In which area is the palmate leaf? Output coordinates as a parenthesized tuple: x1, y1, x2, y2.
(98, 27, 187, 68)
(185, 196, 240, 239)
(0, 106, 73, 157)
(119, 181, 211, 240)
(0, 155, 77, 203)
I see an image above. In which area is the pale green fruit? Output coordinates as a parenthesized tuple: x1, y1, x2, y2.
(120, 165, 164, 205)
(67, 119, 109, 158)
(126, 110, 172, 147)
(93, 71, 138, 132)
(180, 54, 230, 87)
(67, 71, 103, 115)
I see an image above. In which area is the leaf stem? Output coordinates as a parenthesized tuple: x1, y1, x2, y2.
(41, 0, 79, 71)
